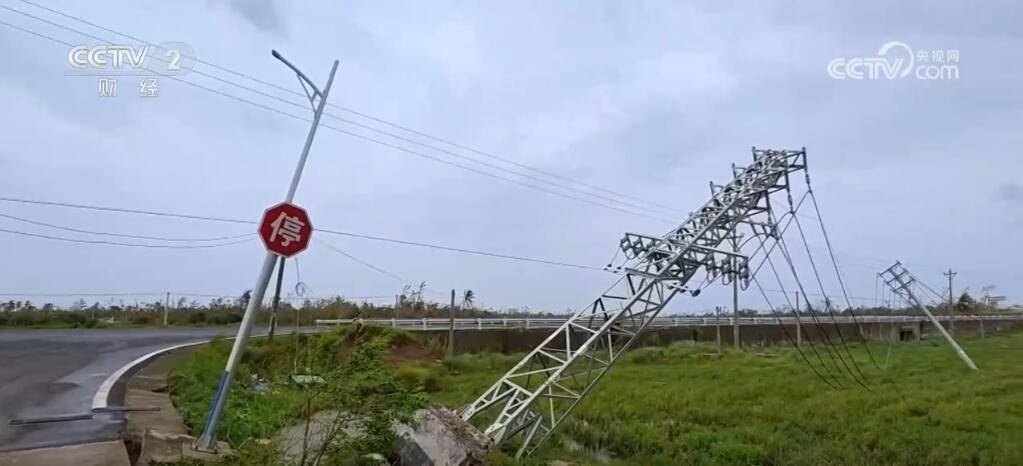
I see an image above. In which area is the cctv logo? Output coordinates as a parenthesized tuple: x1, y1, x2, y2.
(67, 45, 150, 70)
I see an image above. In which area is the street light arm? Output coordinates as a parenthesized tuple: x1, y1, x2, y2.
(272, 49, 323, 97)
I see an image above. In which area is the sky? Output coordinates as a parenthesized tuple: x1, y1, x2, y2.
(0, 0, 1020, 313)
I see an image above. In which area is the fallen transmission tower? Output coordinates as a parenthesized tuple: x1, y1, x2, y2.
(880, 261, 978, 370)
(459, 148, 807, 457)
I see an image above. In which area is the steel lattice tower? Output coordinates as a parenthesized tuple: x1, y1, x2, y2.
(459, 148, 808, 457)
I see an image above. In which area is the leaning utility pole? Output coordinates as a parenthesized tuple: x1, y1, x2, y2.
(944, 268, 957, 336)
(194, 50, 338, 452)
(881, 262, 977, 370)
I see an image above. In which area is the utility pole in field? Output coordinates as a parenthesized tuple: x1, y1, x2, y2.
(794, 291, 801, 347)
(732, 236, 740, 349)
(944, 268, 957, 336)
(448, 289, 456, 359)
(882, 262, 977, 370)
(163, 292, 170, 326)
(715, 306, 722, 354)
(193, 50, 338, 452)
(268, 258, 286, 342)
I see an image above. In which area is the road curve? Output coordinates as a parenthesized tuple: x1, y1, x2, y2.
(0, 326, 278, 452)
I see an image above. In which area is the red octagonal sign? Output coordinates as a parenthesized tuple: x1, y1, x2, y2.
(258, 202, 313, 258)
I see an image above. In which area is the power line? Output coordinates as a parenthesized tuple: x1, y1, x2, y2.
(784, 219, 871, 390)
(0, 292, 226, 298)
(0, 5, 676, 224)
(804, 184, 881, 370)
(0, 196, 606, 271)
(750, 274, 840, 389)
(316, 239, 413, 285)
(0, 226, 254, 249)
(0, 211, 253, 242)
(315, 228, 606, 271)
(0, 196, 251, 225)
(0, 290, 403, 302)
(13, 0, 683, 217)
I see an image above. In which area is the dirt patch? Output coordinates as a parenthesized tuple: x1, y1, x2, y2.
(332, 325, 439, 364)
(388, 341, 435, 363)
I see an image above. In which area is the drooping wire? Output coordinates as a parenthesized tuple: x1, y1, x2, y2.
(788, 215, 872, 389)
(744, 199, 848, 387)
(745, 221, 845, 389)
(775, 231, 869, 390)
(802, 187, 883, 365)
(750, 274, 839, 389)
(803, 183, 882, 370)
(744, 193, 808, 284)
(762, 250, 846, 388)
(317, 239, 413, 286)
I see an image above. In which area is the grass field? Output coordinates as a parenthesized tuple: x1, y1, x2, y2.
(419, 332, 1023, 465)
(169, 329, 1023, 465)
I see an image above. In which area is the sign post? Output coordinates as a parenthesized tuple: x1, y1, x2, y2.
(194, 50, 338, 452)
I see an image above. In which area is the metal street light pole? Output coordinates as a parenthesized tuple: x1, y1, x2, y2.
(194, 51, 338, 452)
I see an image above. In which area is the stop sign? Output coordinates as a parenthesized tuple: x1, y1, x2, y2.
(258, 202, 313, 258)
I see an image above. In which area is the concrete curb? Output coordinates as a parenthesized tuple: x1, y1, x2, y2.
(92, 340, 210, 410)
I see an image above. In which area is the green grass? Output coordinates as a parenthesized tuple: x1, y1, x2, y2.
(420, 333, 1023, 465)
(169, 336, 312, 447)
(168, 327, 427, 464)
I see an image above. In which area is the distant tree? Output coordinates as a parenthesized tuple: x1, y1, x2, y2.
(238, 290, 252, 310)
(957, 292, 977, 314)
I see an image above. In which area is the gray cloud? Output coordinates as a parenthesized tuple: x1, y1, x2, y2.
(0, 0, 1020, 310)
(994, 182, 1023, 203)
(216, 0, 285, 32)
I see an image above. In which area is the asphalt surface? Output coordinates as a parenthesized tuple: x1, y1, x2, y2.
(0, 326, 282, 452)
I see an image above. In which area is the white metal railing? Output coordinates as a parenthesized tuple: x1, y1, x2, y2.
(314, 314, 1023, 331)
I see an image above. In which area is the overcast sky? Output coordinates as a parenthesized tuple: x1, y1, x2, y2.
(0, 1, 1020, 313)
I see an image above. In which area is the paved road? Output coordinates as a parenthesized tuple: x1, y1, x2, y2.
(0, 326, 287, 452)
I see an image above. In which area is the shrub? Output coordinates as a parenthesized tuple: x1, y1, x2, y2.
(395, 364, 443, 392)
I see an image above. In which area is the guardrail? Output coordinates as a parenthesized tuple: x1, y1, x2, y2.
(315, 314, 1023, 331)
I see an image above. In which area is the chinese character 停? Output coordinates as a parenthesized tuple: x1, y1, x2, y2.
(269, 212, 306, 247)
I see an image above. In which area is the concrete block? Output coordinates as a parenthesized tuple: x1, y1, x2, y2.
(394, 406, 489, 466)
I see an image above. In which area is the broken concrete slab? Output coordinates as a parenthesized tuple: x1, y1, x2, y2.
(273, 410, 363, 464)
(394, 406, 489, 466)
